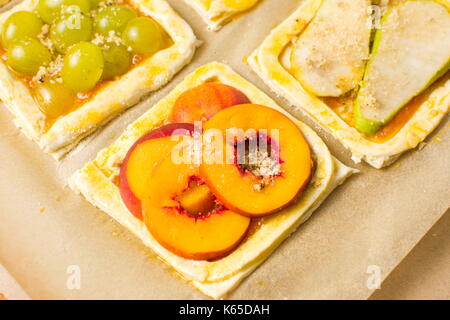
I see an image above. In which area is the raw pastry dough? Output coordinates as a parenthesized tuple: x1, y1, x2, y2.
(69, 62, 357, 299)
(0, 0, 199, 159)
(249, 0, 450, 168)
(184, 0, 259, 31)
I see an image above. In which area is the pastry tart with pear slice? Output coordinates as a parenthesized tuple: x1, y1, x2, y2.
(249, 0, 450, 168)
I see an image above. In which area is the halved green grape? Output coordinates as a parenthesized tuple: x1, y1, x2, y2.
(37, 0, 64, 24)
(62, 42, 104, 92)
(7, 39, 52, 75)
(2, 11, 44, 48)
(50, 13, 93, 53)
(122, 17, 163, 55)
(37, 0, 91, 24)
(94, 5, 137, 35)
(34, 81, 77, 118)
(101, 44, 132, 80)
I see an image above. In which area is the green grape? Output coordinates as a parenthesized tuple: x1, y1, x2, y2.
(37, 0, 64, 24)
(62, 42, 104, 92)
(37, 0, 91, 24)
(2, 11, 44, 48)
(50, 13, 93, 53)
(94, 5, 137, 35)
(34, 81, 76, 118)
(101, 44, 132, 80)
(7, 39, 52, 75)
(122, 17, 163, 55)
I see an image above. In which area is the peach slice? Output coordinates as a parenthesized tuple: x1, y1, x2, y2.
(171, 83, 250, 123)
(142, 152, 251, 261)
(176, 180, 217, 216)
(119, 123, 194, 219)
(200, 104, 312, 217)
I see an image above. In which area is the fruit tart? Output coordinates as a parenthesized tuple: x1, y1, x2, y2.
(249, 0, 450, 168)
(0, 0, 198, 158)
(184, 0, 259, 31)
(69, 62, 357, 299)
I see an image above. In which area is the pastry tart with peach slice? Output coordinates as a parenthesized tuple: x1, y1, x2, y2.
(123, 103, 312, 260)
(184, 0, 260, 31)
(0, 0, 198, 159)
(249, 0, 450, 168)
(70, 62, 357, 299)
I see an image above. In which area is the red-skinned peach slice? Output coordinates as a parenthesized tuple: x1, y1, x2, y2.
(200, 104, 312, 217)
(171, 83, 251, 123)
(119, 123, 194, 219)
(142, 148, 251, 261)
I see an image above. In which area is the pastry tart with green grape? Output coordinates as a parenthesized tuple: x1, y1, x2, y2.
(184, 0, 259, 31)
(0, 0, 198, 158)
(249, 0, 450, 168)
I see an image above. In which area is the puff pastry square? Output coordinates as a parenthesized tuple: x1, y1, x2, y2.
(249, 0, 450, 168)
(0, 0, 199, 159)
(184, 0, 259, 31)
(69, 62, 357, 299)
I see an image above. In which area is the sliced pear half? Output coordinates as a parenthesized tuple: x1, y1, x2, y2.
(291, 0, 372, 97)
(355, 0, 450, 135)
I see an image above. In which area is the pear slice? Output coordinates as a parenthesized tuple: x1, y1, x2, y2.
(291, 0, 372, 97)
(355, 0, 450, 135)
